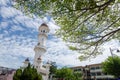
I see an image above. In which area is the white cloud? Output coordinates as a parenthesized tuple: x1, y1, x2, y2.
(0, 6, 20, 18)
(48, 22, 60, 34)
(0, 0, 9, 6)
(11, 25, 24, 31)
(0, 22, 8, 29)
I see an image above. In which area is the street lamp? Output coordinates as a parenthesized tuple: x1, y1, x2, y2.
(109, 48, 120, 58)
(109, 48, 120, 79)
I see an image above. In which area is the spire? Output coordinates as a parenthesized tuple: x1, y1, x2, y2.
(23, 58, 30, 68)
(25, 58, 29, 62)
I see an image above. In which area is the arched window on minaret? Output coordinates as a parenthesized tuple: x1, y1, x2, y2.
(37, 42, 40, 46)
(43, 30, 45, 33)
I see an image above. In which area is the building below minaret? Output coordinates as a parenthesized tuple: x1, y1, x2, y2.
(33, 23, 51, 80)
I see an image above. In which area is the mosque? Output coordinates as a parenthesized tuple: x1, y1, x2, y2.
(22, 23, 51, 80)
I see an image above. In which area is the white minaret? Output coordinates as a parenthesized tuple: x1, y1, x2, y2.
(33, 23, 50, 80)
(34, 23, 49, 69)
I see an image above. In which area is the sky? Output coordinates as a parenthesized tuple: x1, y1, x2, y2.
(0, 0, 120, 69)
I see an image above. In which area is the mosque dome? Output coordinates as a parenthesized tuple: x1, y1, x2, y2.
(39, 23, 50, 33)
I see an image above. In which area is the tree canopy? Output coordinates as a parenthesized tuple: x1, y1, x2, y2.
(72, 72, 82, 80)
(54, 67, 82, 80)
(13, 0, 120, 60)
(13, 63, 42, 80)
(13, 69, 22, 80)
(49, 62, 57, 75)
(49, 62, 57, 80)
(55, 67, 74, 80)
(102, 56, 120, 78)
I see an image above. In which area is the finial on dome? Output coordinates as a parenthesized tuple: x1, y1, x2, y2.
(25, 58, 29, 62)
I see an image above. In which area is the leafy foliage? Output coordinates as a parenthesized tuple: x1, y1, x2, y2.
(13, 63, 42, 80)
(49, 62, 57, 75)
(73, 72, 82, 80)
(14, 0, 120, 60)
(102, 56, 120, 78)
(49, 62, 57, 79)
(55, 67, 74, 79)
(54, 67, 82, 80)
(13, 69, 22, 80)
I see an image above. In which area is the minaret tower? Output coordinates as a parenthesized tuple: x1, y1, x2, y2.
(23, 58, 30, 68)
(33, 23, 50, 70)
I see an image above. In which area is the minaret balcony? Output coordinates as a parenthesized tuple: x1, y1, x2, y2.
(34, 45, 47, 52)
(38, 68, 49, 75)
(38, 33, 48, 38)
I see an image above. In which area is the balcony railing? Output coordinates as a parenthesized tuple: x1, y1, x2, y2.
(34, 45, 46, 51)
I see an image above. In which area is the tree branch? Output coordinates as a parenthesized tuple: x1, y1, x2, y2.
(99, 17, 120, 33)
(76, 0, 114, 11)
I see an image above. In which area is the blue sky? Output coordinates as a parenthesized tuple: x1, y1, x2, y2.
(0, 0, 120, 69)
